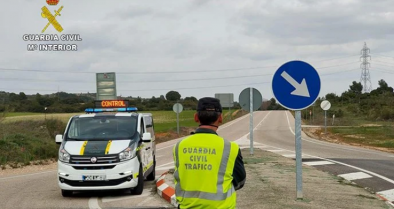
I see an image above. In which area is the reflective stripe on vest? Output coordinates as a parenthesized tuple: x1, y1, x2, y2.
(173, 137, 235, 201)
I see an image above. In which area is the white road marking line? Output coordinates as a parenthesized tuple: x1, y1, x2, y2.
(88, 197, 101, 209)
(239, 146, 266, 149)
(0, 170, 56, 180)
(157, 143, 178, 151)
(338, 172, 373, 181)
(137, 196, 155, 206)
(218, 113, 250, 130)
(157, 166, 175, 171)
(377, 189, 394, 202)
(157, 162, 174, 167)
(303, 161, 335, 166)
(234, 111, 272, 144)
(253, 111, 272, 130)
(279, 110, 394, 185)
(264, 141, 394, 184)
(255, 145, 269, 148)
(102, 189, 151, 203)
(267, 149, 287, 152)
(282, 154, 296, 158)
(156, 155, 164, 158)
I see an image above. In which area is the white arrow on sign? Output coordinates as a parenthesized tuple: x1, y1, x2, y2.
(281, 71, 310, 97)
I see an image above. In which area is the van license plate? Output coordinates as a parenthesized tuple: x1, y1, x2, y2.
(82, 175, 106, 181)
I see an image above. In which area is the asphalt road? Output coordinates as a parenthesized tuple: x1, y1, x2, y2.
(252, 110, 394, 202)
(1, 110, 394, 208)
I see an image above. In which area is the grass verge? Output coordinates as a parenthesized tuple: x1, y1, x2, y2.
(0, 119, 64, 168)
(330, 126, 394, 149)
(303, 126, 394, 153)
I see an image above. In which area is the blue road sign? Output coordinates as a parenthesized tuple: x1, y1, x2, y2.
(272, 60, 321, 110)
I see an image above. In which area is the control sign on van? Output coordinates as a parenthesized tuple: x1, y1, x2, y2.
(95, 100, 130, 108)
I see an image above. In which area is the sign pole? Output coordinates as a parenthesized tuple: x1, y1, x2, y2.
(177, 106, 180, 135)
(295, 110, 303, 199)
(324, 110, 327, 134)
(249, 87, 254, 155)
(228, 97, 231, 120)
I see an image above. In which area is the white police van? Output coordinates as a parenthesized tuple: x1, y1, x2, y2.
(55, 100, 156, 197)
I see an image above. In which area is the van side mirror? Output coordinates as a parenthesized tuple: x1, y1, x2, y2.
(142, 133, 151, 143)
(55, 134, 63, 144)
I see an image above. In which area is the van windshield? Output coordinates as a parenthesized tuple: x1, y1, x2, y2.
(66, 116, 138, 141)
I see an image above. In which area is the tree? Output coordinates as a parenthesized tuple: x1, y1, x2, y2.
(166, 91, 181, 101)
(349, 81, 363, 94)
(325, 93, 338, 103)
(19, 92, 27, 100)
(267, 98, 286, 110)
(184, 96, 197, 102)
(377, 79, 393, 93)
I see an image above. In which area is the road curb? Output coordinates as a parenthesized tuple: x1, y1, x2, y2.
(156, 171, 178, 208)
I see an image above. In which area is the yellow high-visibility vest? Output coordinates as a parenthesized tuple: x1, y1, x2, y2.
(173, 133, 240, 209)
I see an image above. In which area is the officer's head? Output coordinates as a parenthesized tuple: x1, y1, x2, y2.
(194, 97, 223, 126)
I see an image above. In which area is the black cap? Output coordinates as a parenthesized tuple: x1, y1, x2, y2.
(197, 97, 222, 113)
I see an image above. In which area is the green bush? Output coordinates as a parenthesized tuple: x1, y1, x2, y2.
(46, 119, 66, 138)
(380, 107, 394, 120)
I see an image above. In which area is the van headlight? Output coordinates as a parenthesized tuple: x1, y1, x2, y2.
(119, 147, 136, 161)
(59, 149, 70, 163)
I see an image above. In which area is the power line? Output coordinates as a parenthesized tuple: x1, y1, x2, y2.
(0, 81, 271, 93)
(370, 63, 394, 68)
(312, 54, 359, 63)
(373, 68, 394, 74)
(0, 66, 278, 74)
(0, 67, 361, 84)
(316, 61, 359, 69)
(0, 73, 272, 83)
(370, 53, 394, 59)
(371, 59, 394, 65)
(0, 68, 362, 94)
(319, 68, 359, 75)
(0, 57, 359, 75)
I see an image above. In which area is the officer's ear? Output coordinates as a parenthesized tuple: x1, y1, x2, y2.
(194, 113, 200, 123)
(218, 113, 223, 123)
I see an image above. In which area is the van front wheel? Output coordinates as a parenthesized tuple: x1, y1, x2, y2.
(130, 164, 144, 195)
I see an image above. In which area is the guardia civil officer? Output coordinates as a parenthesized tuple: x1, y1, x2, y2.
(173, 97, 246, 209)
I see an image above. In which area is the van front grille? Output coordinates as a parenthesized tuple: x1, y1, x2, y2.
(70, 155, 119, 164)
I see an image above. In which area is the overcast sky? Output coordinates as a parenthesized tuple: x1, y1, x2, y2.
(1, 0, 394, 102)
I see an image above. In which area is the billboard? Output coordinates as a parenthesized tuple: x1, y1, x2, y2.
(215, 93, 234, 108)
(96, 72, 117, 100)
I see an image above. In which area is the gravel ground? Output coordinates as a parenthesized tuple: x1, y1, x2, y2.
(0, 160, 57, 178)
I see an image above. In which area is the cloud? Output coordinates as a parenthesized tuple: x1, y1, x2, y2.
(233, 0, 394, 45)
(0, 0, 394, 100)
